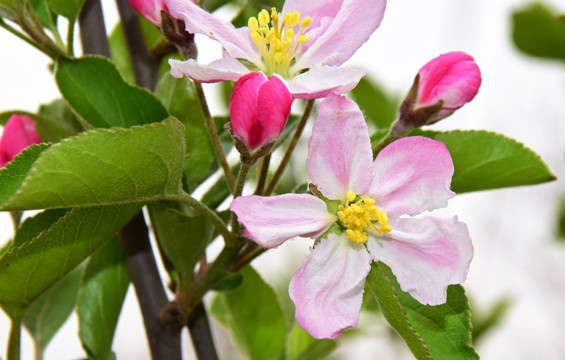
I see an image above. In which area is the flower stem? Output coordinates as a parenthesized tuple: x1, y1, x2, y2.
(265, 99, 315, 196)
(194, 81, 236, 192)
(0, 19, 47, 56)
(7, 317, 21, 360)
(254, 154, 271, 195)
(165, 191, 234, 246)
(231, 242, 266, 272)
(230, 161, 252, 236)
(372, 120, 408, 157)
(66, 20, 75, 56)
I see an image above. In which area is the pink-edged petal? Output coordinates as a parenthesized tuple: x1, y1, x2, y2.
(230, 194, 335, 248)
(164, 0, 260, 62)
(229, 72, 265, 147)
(287, 65, 364, 99)
(368, 136, 455, 217)
(282, 0, 341, 41)
(307, 94, 372, 202)
(294, 0, 386, 69)
(366, 216, 473, 305)
(256, 76, 293, 144)
(169, 55, 249, 83)
(289, 233, 371, 339)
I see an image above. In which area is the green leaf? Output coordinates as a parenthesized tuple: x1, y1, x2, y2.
(155, 73, 216, 191)
(366, 262, 478, 360)
(470, 297, 511, 344)
(512, 3, 565, 61)
(29, 0, 56, 31)
(55, 56, 169, 128)
(23, 264, 84, 352)
(50, 0, 85, 20)
(77, 238, 129, 360)
(0, 204, 140, 317)
(286, 322, 337, 360)
(0, 118, 185, 210)
(13, 209, 69, 247)
(350, 76, 398, 129)
(108, 23, 136, 85)
(211, 266, 286, 360)
(37, 98, 84, 140)
(0, 0, 18, 20)
(416, 130, 556, 193)
(147, 202, 213, 279)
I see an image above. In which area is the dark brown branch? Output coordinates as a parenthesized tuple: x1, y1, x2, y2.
(78, 0, 111, 57)
(187, 302, 219, 360)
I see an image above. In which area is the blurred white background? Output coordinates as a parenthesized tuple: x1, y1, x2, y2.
(1, 0, 565, 359)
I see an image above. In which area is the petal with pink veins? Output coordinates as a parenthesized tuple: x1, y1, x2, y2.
(294, 0, 387, 69)
(169, 55, 249, 83)
(230, 194, 335, 248)
(366, 216, 473, 305)
(164, 0, 260, 62)
(368, 136, 455, 217)
(287, 65, 365, 99)
(307, 95, 373, 202)
(289, 234, 371, 339)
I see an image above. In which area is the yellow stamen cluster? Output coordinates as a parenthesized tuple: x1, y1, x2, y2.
(248, 8, 311, 77)
(337, 190, 392, 244)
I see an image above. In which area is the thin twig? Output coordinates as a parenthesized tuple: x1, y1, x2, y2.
(265, 99, 315, 196)
(254, 154, 271, 195)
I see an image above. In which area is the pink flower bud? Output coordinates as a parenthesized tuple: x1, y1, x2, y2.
(128, 0, 168, 26)
(0, 114, 41, 168)
(416, 51, 481, 122)
(229, 72, 292, 151)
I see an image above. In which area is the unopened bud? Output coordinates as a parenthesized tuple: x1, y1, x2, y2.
(0, 114, 41, 168)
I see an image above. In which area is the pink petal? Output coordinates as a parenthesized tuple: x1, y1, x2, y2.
(366, 216, 473, 305)
(128, 0, 166, 26)
(368, 136, 455, 217)
(230, 194, 335, 248)
(282, 0, 341, 46)
(307, 94, 372, 202)
(0, 115, 40, 168)
(289, 234, 371, 339)
(294, 0, 387, 69)
(286, 65, 365, 99)
(256, 75, 292, 145)
(169, 55, 249, 83)
(229, 72, 267, 148)
(418, 51, 482, 110)
(164, 0, 260, 62)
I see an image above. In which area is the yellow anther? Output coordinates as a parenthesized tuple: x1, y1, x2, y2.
(297, 35, 309, 43)
(338, 190, 392, 243)
(248, 17, 259, 32)
(258, 9, 270, 27)
(250, 32, 262, 46)
(284, 11, 300, 27)
(300, 17, 312, 28)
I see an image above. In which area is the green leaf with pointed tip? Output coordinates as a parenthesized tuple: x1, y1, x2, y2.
(0, 204, 140, 317)
(55, 56, 168, 128)
(50, 0, 85, 20)
(0, 118, 185, 211)
(23, 264, 84, 352)
(512, 3, 565, 62)
(77, 238, 129, 360)
(414, 130, 556, 193)
(350, 76, 399, 129)
(155, 73, 216, 192)
(367, 262, 478, 360)
(211, 266, 286, 360)
(286, 322, 337, 360)
(147, 202, 212, 279)
(13, 209, 69, 247)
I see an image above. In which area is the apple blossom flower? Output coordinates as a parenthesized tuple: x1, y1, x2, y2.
(164, 0, 387, 99)
(230, 94, 473, 339)
(406, 51, 482, 126)
(229, 72, 292, 152)
(0, 114, 41, 168)
(128, 0, 168, 26)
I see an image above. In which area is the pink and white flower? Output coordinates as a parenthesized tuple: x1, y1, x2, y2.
(0, 114, 41, 168)
(229, 72, 292, 150)
(230, 94, 473, 339)
(164, 0, 387, 99)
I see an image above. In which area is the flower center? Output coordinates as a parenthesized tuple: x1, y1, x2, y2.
(248, 8, 311, 78)
(337, 190, 392, 244)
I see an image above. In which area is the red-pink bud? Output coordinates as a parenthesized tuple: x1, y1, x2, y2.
(229, 72, 292, 151)
(128, 0, 169, 26)
(416, 51, 481, 122)
(0, 114, 41, 168)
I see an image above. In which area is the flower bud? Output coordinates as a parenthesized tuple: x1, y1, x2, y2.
(229, 72, 292, 158)
(0, 114, 41, 168)
(414, 51, 481, 124)
(128, 0, 168, 26)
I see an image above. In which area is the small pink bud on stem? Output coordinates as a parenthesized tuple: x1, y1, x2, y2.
(0, 114, 41, 168)
(229, 72, 292, 163)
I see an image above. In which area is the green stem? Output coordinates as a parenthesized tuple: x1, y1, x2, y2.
(231, 242, 266, 273)
(194, 81, 236, 192)
(371, 121, 407, 157)
(0, 19, 46, 55)
(165, 192, 234, 246)
(7, 318, 21, 360)
(230, 162, 252, 236)
(254, 154, 271, 195)
(265, 99, 315, 196)
(66, 20, 75, 56)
